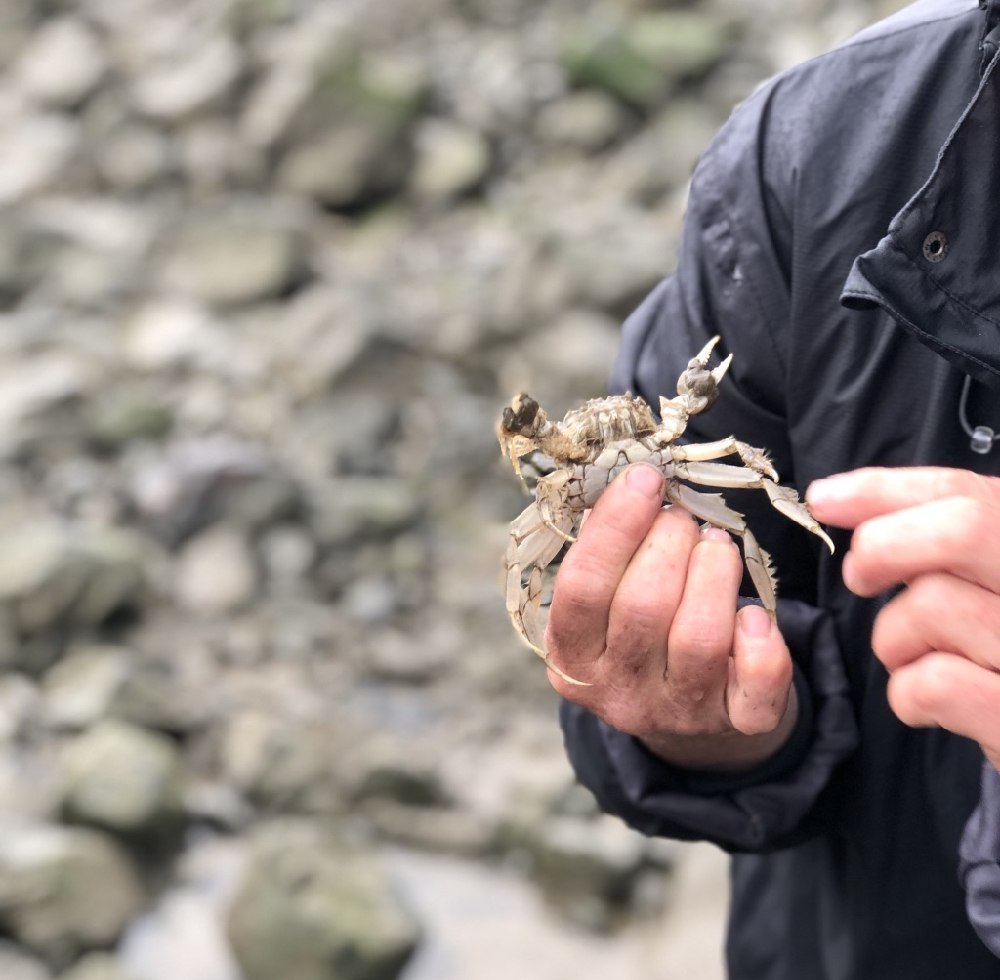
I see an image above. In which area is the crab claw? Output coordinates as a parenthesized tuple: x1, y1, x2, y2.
(677, 335, 732, 413)
(498, 394, 547, 482)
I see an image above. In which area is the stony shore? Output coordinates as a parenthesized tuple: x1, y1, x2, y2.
(0, 0, 905, 977)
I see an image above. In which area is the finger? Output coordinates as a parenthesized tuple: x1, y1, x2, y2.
(546, 463, 665, 668)
(887, 653, 1000, 762)
(664, 527, 742, 706)
(726, 604, 794, 735)
(842, 495, 1000, 597)
(602, 506, 700, 682)
(806, 467, 1000, 528)
(871, 573, 1000, 673)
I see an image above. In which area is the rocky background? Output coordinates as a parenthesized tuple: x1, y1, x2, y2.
(0, 0, 907, 978)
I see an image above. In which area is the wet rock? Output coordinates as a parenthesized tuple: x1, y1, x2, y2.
(58, 720, 185, 840)
(0, 823, 144, 965)
(227, 821, 421, 980)
(175, 525, 258, 614)
(156, 199, 311, 306)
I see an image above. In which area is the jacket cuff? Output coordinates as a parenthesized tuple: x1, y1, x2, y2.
(561, 599, 858, 852)
(959, 759, 1000, 957)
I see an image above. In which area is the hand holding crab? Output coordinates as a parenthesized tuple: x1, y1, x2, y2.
(498, 338, 834, 770)
(808, 467, 1000, 770)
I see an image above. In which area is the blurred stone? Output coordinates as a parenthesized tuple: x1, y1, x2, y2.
(14, 18, 106, 108)
(517, 814, 655, 931)
(0, 520, 145, 656)
(0, 115, 81, 206)
(534, 90, 630, 152)
(411, 119, 490, 201)
(227, 821, 420, 980)
(130, 34, 242, 122)
(41, 646, 131, 731)
(176, 525, 258, 614)
(220, 710, 332, 812)
(562, 11, 731, 109)
(127, 434, 299, 545)
(59, 720, 185, 839)
(94, 123, 172, 192)
(0, 941, 52, 980)
(310, 479, 423, 548)
(0, 823, 143, 965)
(0, 673, 39, 742)
(276, 56, 424, 209)
(157, 199, 311, 306)
(56, 952, 132, 980)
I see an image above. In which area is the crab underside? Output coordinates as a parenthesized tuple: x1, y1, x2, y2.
(497, 336, 834, 685)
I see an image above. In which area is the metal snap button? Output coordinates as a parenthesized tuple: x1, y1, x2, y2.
(922, 230, 948, 263)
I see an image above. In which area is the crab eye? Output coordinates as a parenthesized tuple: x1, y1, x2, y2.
(509, 395, 539, 431)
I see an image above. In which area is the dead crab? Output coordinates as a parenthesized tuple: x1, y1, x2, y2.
(498, 335, 834, 685)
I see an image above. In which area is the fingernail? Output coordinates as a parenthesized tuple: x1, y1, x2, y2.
(701, 526, 732, 543)
(805, 475, 849, 508)
(739, 604, 772, 638)
(625, 464, 664, 500)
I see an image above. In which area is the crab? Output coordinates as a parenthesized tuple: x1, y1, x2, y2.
(497, 335, 834, 685)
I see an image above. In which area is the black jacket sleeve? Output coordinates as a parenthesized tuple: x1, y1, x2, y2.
(560, 84, 859, 853)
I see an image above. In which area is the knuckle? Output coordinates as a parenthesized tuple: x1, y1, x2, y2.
(668, 614, 730, 660)
(891, 654, 955, 720)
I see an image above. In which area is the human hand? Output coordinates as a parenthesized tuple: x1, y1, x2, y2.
(807, 467, 1000, 769)
(547, 462, 798, 772)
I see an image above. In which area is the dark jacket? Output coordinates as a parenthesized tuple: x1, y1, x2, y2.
(560, 1, 1000, 977)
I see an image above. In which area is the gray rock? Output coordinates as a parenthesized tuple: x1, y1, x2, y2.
(0, 941, 52, 980)
(220, 710, 332, 812)
(275, 56, 423, 209)
(175, 525, 258, 614)
(41, 645, 131, 732)
(0, 823, 144, 965)
(0, 520, 146, 657)
(310, 478, 423, 549)
(0, 673, 40, 742)
(0, 115, 81, 206)
(94, 123, 172, 192)
(227, 822, 421, 980)
(534, 90, 630, 152)
(157, 199, 311, 306)
(56, 952, 133, 980)
(411, 119, 491, 201)
(14, 18, 106, 109)
(129, 34, 242, 122)
(58, 720, 185, 839)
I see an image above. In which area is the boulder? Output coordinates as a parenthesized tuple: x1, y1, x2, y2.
(0, 824, 144, 965)
(227, 822, 421, 980)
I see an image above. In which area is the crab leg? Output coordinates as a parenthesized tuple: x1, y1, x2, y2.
(673, 460, 835, 553)
(666, 482, 779, 615)
(670, 438, 777, 481)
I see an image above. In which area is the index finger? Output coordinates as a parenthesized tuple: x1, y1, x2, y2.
(805, 467, 1000, 529)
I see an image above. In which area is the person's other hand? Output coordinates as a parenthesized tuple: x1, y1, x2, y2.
(547, 462, 798, 771)
(808, 467, 1000, 769)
